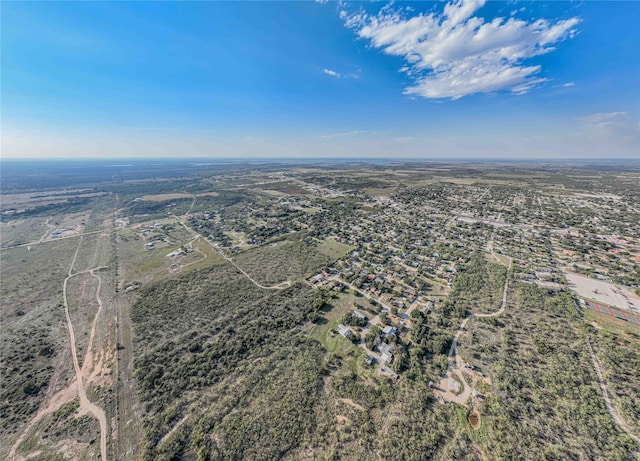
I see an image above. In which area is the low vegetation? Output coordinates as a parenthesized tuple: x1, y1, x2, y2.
(130, 263, 328, 460)
(464, 283, 636, 459)
(590, 325, 640, 434)
(232, 233, 332, 286)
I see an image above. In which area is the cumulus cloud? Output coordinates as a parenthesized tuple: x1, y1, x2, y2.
(341, 0, 580, 99)
(323, 68, 342, 78)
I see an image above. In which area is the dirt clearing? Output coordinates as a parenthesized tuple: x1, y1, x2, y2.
(468, 409, 481, 430)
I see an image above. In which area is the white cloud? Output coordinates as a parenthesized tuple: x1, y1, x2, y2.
(342, 0, 580, 99)
(323, 68, 342, 78)
(323, 67, 361, 79)
(578, 112, 640, 150)
(580, 112, 639, 138)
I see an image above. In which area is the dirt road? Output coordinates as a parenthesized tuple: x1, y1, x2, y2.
(178, 220, 291, 290)
(1, 229, 106, 250)
(62, 238, 108, 461)
(437, 256, 511, 405)
(9, 238, 109, 460)
(586, 335, 640, 448)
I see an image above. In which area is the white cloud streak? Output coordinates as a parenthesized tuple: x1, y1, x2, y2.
(580, 112, 639, 142)
(342, 0, 580, 99)
(318, 130, 370, 138)
(323, 68, 342, 78)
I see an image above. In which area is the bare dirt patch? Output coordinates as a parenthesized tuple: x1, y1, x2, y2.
(339, 398, 365, 412)
(468, 409, 480, 430)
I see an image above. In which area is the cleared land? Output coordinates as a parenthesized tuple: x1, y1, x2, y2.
(232, 233, 332, 286)
(566, 271, 640, 312)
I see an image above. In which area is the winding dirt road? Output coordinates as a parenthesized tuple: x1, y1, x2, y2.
(437, 256, 511, 404)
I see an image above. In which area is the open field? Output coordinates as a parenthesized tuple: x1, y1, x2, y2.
(0, 218, 51, 247)
(232, 233, 333, 286)
(316, 237, 355, 260)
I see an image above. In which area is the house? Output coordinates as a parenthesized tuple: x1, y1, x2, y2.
(378, 342, 393, 363)
(352, 309, 366, 320)
(338, 324, 353, 339)
(382, 325, 396, 338)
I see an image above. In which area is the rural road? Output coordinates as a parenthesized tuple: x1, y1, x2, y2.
(1, 229, 107, 250)
(62, 238, 108, 461)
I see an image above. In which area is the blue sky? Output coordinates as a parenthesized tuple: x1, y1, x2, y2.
(2, 0, 639, 159)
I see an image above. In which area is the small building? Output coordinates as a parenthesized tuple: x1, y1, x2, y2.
(382, 325, 396, 338)
(378, 342, 393, 363)
(381, 365, 399, 379)
(352, 309, 366, 320)
(337, 324, 353, 339)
